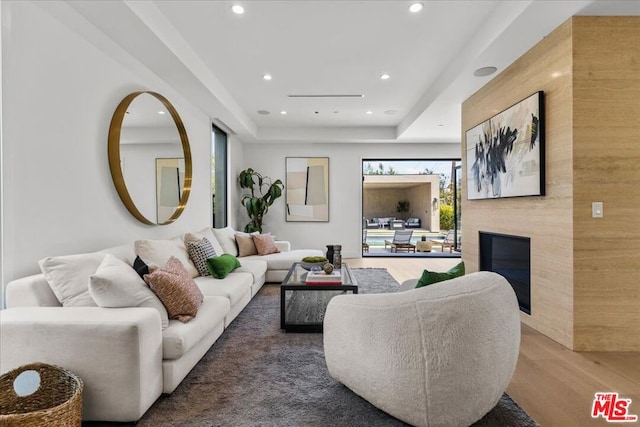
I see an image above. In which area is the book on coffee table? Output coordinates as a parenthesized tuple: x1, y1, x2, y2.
(305, 270, 342, 285)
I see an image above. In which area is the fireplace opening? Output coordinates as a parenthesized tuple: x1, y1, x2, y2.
(479, 232, 531, 314)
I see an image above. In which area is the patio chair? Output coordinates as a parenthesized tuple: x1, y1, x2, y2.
(430, 230, 456, 253)
(362, 229, 369, 253)
(384, 230, 415, 253)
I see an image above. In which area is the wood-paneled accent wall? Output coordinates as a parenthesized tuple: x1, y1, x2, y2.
(462, 16, 640, 351)
(462, 19, 575, 349)
(572, 17, 640, 351)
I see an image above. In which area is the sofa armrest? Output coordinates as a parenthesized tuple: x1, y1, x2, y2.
(275, 240, 291, 252)
(0, 307, 163, 422)
(399, 279, 418, 291)
(6, 274, 61, 307)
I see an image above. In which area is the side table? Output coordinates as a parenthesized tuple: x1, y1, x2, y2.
(416, 240, 432, 252)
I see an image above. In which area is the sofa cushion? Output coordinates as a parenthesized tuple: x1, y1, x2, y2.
(162, 296, 230, 360)
(39, 252, 104, 307)
(252, 233, 280, 255)
(144, 257, 204, 323)
(184, 227, 225, 258)
(186, 238, 217, 276)
(135, 238, 199, 278)
(237, 259, 268, 284)
(89, 254, 169, 329)
(212, 227, 238, 256)
(242, 249, 324, 271)
(193, 273, 252, 306)
(206, 254, 241, 279)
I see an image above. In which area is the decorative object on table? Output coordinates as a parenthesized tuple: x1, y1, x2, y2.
(323, 263, 334, 274)
(465, 91, 545, 200)
(238, 168, 284, 233)
(328, 245, 342, 269)
(0, 362, 83, 427)
(421, 235, 426, 241)
(305, 270, 342, 285)
(285, 157, 329, 222)
(300, 256, 329, 271)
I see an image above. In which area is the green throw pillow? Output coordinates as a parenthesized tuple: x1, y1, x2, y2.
(206, 254, 241, 279)
(415, 261, 465, 288)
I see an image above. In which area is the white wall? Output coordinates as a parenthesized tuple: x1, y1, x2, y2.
(240, 143, 460, 258)
(1, 1, 213, 298)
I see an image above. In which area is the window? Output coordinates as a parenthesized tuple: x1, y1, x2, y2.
(211, 125, 227, 227)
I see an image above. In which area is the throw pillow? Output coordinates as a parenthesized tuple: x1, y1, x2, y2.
(252, 233, 280, 255)
(39, 252, 105, 307)
(184, 227, 225, 256)
(187, 238, 217, 276)
(144, 256, 204, 323)
(135, 237, 199, 278)
(132, 255, 149, 279)
(89, 254, 169, 329)
(206, 254, 241, 279)
(415, 261, 465, 288)
(235, 232, 258, 257)
(211, 226, 239, 256)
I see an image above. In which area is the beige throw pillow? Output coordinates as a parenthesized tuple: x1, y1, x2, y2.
(39, 252, 104, 307)
(135, 237, 199, 278)
(89, 254, 169, 329)
(235, 232, 258, 257)
(144, 256, 204, 323)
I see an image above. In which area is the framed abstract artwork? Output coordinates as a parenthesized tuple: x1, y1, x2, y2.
(465, 91, 545, 200)
(286, 157, 329, 222)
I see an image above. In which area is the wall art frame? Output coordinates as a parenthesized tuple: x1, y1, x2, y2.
(465, 91, 545, 200)
(285, 157, 329, 222)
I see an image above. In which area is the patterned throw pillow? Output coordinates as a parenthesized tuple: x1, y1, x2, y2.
(144, 256, 204, 323)
(187, 238, 216, 276)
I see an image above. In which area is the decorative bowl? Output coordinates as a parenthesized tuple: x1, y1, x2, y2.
(300, 261, 328, 271)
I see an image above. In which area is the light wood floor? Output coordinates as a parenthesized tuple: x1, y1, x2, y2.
(346, 257, 640, 427)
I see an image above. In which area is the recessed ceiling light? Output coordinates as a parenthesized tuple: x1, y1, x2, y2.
(380, 73, 391, 80)
(473, 66, 497, 77)
(231, 4, 244, 15)
(257, 110, 270, 115)
(366, 111, 373, 115)
(384, 110, 398, 115)
(280, 110, 287, 115)
(262, 74, 272, 81)
(437, 124, 444, 127)
(409, 3, 423, 13)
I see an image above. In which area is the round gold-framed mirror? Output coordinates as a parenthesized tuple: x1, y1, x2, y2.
(108, 91, 192, 225)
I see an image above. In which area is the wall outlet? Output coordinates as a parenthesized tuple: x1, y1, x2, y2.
(592, 202, 603, 218)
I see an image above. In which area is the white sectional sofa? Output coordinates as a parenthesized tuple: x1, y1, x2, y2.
(0, 227, 323, 422)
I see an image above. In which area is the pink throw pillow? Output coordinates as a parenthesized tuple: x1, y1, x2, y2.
(144, 256, 204, 323)
(252, 233, 280, 256)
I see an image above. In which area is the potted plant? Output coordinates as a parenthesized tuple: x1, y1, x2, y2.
(238, 168, 284, 233)
(396, 200, 410, 220)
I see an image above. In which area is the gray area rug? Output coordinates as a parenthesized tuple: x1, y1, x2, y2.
(85, 268, 537, 426)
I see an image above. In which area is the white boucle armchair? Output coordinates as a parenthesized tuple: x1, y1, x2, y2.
(323, 271, 521, 427)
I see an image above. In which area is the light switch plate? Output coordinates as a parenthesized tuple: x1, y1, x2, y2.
(592, 202, 603, 218)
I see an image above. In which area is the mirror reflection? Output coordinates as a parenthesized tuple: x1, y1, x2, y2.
(108, 92, 192, 225)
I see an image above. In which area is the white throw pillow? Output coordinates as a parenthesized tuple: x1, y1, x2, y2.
(39, 253, 105, 307)
(184, 227, 225, 256)
(135, 237, 199, 278)
(89, 254, 169, 329)
(212, 226, 238, 256)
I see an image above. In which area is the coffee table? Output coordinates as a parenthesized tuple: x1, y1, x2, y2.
(280, 262, 358, 332)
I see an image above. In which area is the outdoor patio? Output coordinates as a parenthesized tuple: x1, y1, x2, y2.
(363, 229, 461, 258)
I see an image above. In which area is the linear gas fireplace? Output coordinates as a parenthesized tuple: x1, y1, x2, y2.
(479, 232, 531, 314)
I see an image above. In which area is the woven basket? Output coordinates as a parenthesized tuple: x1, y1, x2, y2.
(0, 363, 83, 427)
